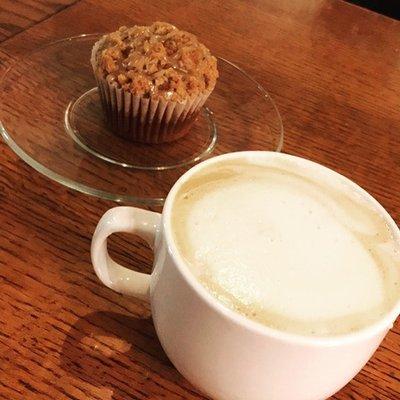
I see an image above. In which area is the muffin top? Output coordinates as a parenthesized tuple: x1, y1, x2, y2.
(93, 22, 218, 102)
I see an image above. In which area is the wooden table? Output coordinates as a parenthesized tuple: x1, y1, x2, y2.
(0, 1, 399, 399)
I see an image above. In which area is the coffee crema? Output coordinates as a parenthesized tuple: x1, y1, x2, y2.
(171, 156, 400, 336)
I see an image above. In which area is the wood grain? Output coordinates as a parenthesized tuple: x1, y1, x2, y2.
(0, 0, 79, 43)
(0, 1, 399, 399)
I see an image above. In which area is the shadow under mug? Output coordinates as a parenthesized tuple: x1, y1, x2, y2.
(91, 151, 400, 400)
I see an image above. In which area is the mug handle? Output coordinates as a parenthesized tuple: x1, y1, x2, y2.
(91, 206, 161, 301)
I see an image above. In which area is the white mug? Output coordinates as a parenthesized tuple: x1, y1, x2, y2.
(91, 151, 400, 400)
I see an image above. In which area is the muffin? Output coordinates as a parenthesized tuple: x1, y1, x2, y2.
(91, 22, 218, 144)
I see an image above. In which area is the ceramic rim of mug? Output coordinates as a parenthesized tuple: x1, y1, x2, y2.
(162, 151, 400, 346)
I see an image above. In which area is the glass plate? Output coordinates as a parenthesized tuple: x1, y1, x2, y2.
(0, 34, 283, 206)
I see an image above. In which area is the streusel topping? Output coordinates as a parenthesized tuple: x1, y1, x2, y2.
(93, 22, 218, 102)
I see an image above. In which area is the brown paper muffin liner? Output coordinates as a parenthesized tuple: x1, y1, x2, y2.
(91, 39, 211, 144)
(96, 78, 210, 143)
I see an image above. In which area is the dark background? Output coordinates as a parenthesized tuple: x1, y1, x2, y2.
(347, 1, 399, 19)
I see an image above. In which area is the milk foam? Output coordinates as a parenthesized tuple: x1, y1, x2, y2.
(171, 157, 400, 336)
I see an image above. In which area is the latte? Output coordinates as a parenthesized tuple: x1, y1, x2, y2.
(171, 155, 400, 336)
